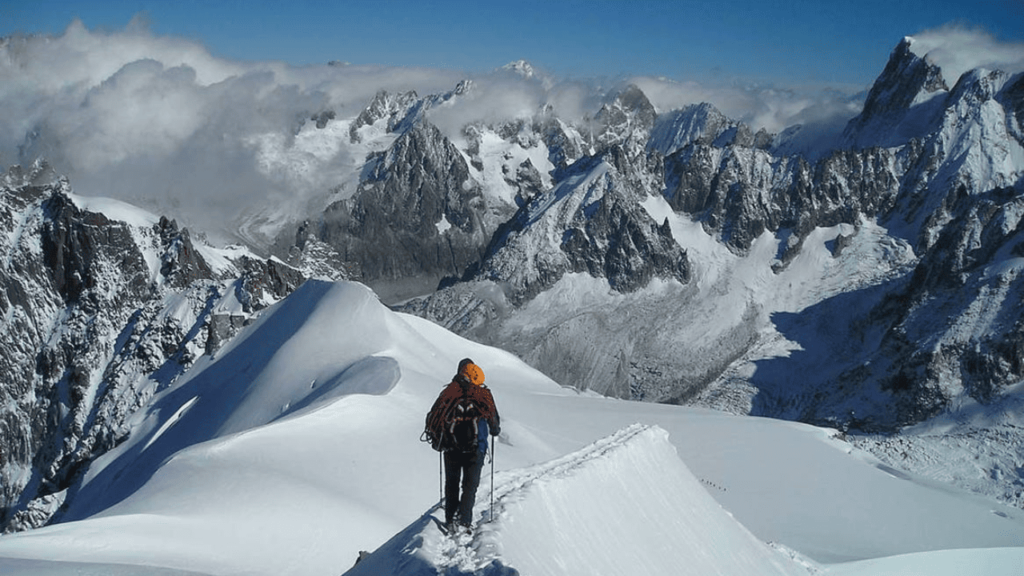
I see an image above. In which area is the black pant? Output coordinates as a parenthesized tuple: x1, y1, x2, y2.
(444, 449, 484, 526)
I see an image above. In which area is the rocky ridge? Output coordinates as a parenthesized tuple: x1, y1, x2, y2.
(375, 40, 1024, 431)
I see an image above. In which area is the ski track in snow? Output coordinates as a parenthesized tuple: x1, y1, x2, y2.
(485, 424, 650, 513)
(418, 426, 656, 576)
(445, 425, 651, 572)
(347, 425, 670, 576)
(352, 424, 809, 576)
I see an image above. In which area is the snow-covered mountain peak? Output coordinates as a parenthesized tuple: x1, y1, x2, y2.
(459, 147, 688, 309)
(497, 60, 557, 90)
(348, 81, 475, 146)
(0, 158, 61, 189)
(874, 37, 949, 104)
(648, 101, 749, 156)
(453, 78, 474, 95)
(591, 84, 657, 156)
(598, 84, 656, 122)
(841, 37, 949, 149)
(0, 173, 312, 532)
(949, 66, 1010, 107)
(501, 59, 535, 78)
(348, 89, 422, 143)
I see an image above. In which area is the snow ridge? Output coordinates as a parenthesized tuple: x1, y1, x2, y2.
(348, 424, 806, 576)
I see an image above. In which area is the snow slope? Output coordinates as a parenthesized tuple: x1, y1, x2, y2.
(348, 424, 804, 576)
(0, 280, 1021, 575)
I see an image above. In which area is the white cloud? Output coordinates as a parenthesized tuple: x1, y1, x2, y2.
(0, 20, 461, 239)
(0, 20, 868, 240)
(910, 25, 1024, 85)
(631, 76, 864, 135)
(427, 78, 545, 138)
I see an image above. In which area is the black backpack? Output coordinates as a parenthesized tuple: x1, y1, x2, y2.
(423, 394, 482, 453)
(447, 396, 482, 452)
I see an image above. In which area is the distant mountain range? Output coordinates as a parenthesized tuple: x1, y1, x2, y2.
(1, 35, 1022, 532)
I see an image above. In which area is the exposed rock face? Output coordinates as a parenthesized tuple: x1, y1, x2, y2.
(842, 37, 949, 149)
(1004, 73, 1024, 142)
(0, 164, 306, 532)
(649, 102, 773, 157)
(748, 183, 1024, 433)
(467, 148, 689, 306)
(507, 158, 545, 205)
(392, 88, 699, 399)
(388, 44, 1024, 429)
(865, 185, 1024, 427)
(313, 121, 497, 299)
(534, 115, 586, 171)
(562, 192, 689, 293)
(662, 144, 908, 253)
(593, 84, 657, 157)
(348, 90, 421, 143)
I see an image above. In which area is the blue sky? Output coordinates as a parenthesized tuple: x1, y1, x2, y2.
(3, 0, 1023, 89)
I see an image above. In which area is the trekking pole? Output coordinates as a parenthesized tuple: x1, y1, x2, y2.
(489, 434, 495, 522)
(439, 451, 444, 504)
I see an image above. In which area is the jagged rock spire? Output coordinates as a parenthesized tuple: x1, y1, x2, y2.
(842, 37, 949, 149)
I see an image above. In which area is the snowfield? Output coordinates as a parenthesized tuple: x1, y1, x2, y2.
(0, 280, 1021, 575)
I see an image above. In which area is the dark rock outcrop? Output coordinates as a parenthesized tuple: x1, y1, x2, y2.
(314, 121, 496, 299)
(0, 167, 308, 532)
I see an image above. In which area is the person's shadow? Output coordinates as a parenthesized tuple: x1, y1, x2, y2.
(341, 502, 520, 576)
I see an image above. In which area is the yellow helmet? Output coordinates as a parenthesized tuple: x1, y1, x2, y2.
(458, 362, 485, 386)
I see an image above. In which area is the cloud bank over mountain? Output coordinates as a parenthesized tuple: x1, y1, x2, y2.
(0, 20, 463, 237)
(910, 24, 1024, 83)
(1, 19, 1018, 241)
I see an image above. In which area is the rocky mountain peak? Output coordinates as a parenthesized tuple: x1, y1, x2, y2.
(155, 216, 216, 289)
(501, 59, 535, 78)
(349, 82, 473, 144)
(1, 158, 60, 189)
(458, 144, 687, 307)
(593, 84, 657, 156)
(40, 189, 151, 306)
(596, 84, 656, 129)
(0, 173, 310, 532)
(648, 102, 765, 157)
(842, 37, 949, 149)
(348, 89, 421, 143)
(948, 67, 1010, 109)
(316, 119, 500, 301)
(871, 37, 949, 111)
